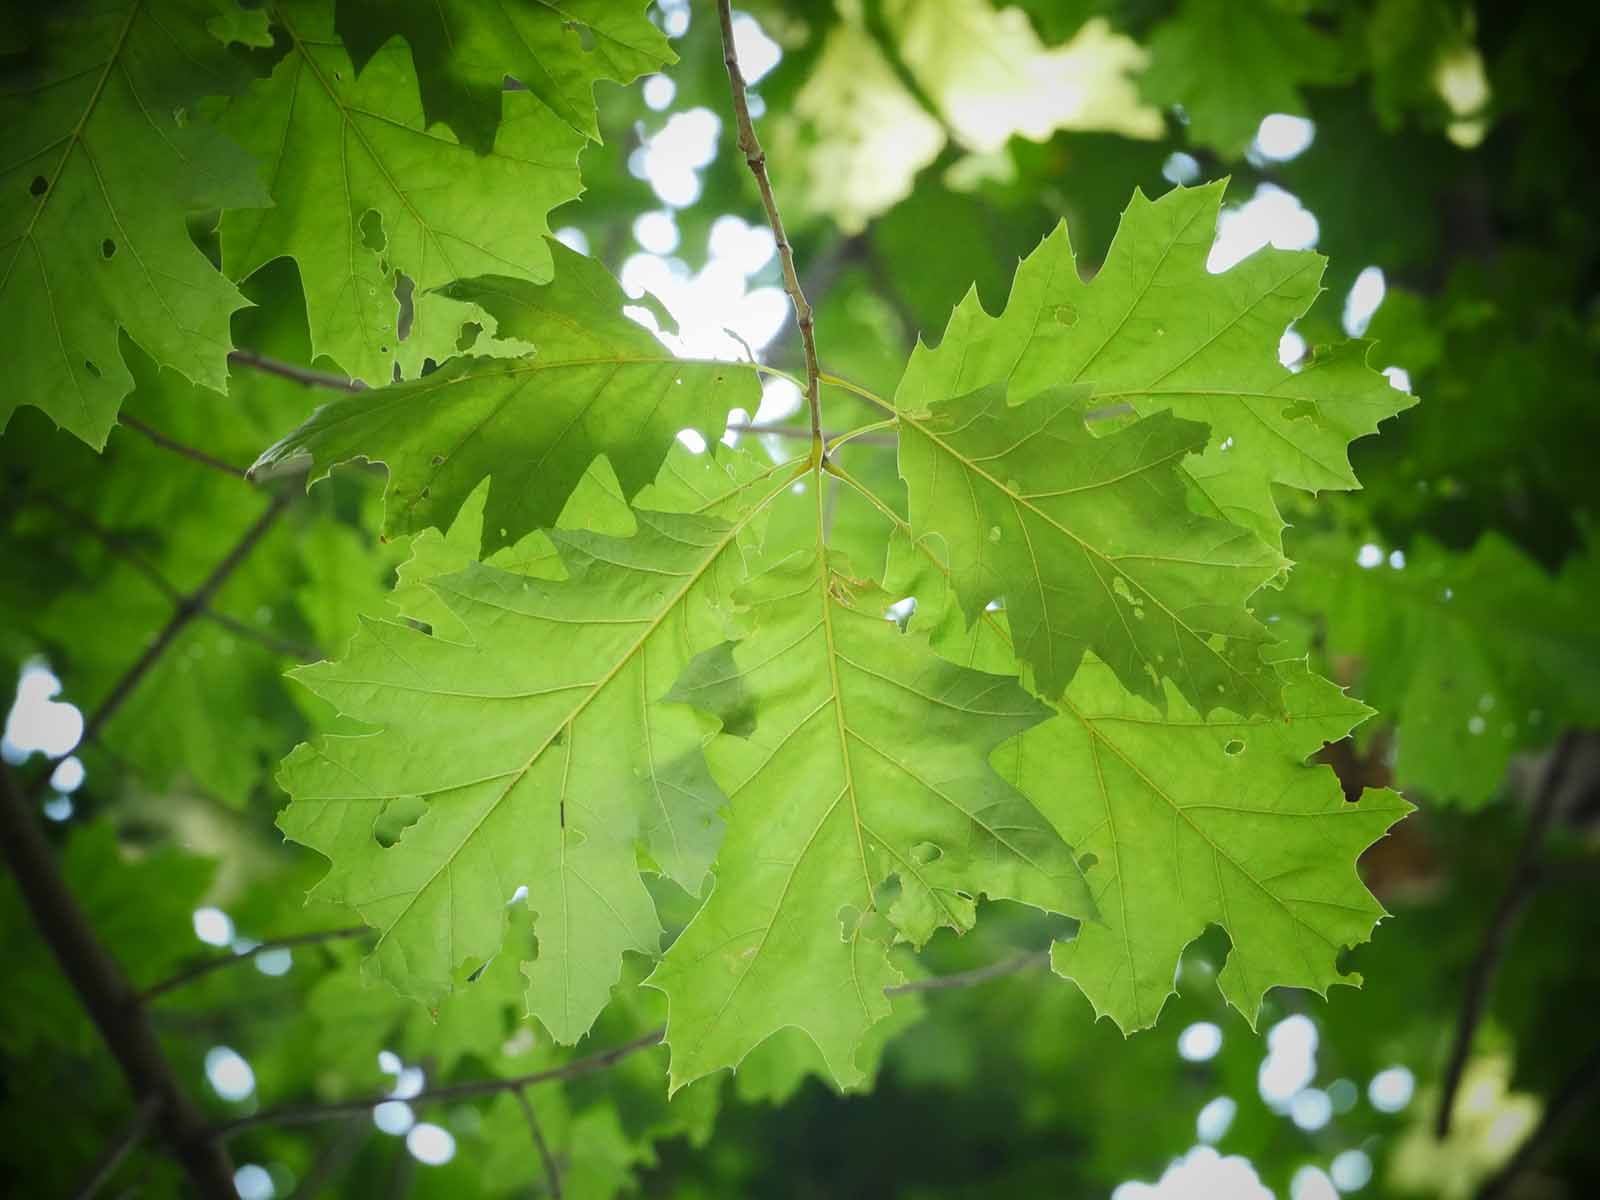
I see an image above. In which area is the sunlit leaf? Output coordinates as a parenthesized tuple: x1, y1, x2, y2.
(1012, 659, 1410, 1032)
(218, 0, 587, 382)
(650, 536, 1095, 1090)
(0, 0, 267, 446)
(277, 449, 793, 1040)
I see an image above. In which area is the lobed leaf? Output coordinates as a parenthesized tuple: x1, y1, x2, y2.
(0, 0, 268, 447)
(895, 182, 1411, 711)
(218, 0, 587, 383)
(899, 182, 1412, 551)
(897, 378, 1287, 715)
(650, 534, 1096, 1091)
(277, 448, 794, 1041)
(1010, 659, 1411, 1033)
(889, 499, 1410, 1033)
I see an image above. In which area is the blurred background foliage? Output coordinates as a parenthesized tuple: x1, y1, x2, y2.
(3, 1, 1599, 1197)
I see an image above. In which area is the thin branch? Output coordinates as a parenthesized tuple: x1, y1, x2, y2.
(0, 762, 235, 1196)
(213, 1027, 669, 1138)
(117, 413, 248, 479)
(229, 347, 364, 393)
(763, 232, 870, 357)
(31, 494, 318, 661)
(886, 949, 1050, 994)
(1476, 1039, 1600, 1200)
(71, 1094, 163, 1200)
(140, 927, 370, 1003)
(718, 0, 823, 456)
(1437, 732, 1581, 1138)
(513, 1088, 563, 1199)
(66, 490, 295, 775)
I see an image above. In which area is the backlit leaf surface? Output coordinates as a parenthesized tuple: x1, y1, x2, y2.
(895, 182, 1411, 711)
(0, 0, 267, 446)
(219, 0, 587, 382)
(277, 453, 792, 1040)
(650, 528, 1095, 1090)
(1009, 660, 1411, 1032)
(897, 378, 1286, 715)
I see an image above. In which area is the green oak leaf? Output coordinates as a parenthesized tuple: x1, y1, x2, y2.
(1140, 0, 1348, 156)
(218, 0, 586, 383)
(0, 0, 269, 447)
(883, 526, 1015, 675)
(897, 182, 1412, 553)
(893, 182, 1411, 710)
(1005, 657, 1411, 1033)
(887, 514, 1408, 1031)
(336, 0, 672, 153)
(277, 452, 795, 1041)
(1278, 533, 1600, 807)
(649, 532, 1096, 1091)
(1176, 340, 1415, 548)
(251, 247, 762, 553)
(897, 377, 1287, 716)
